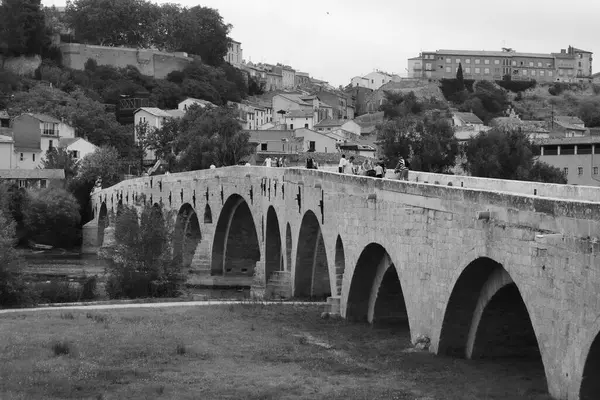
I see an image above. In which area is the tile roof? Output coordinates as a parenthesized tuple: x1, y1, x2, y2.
(554, 116, 584, 126)
(554, 121, 587, 131)
(354, 112, 385, 124)
(136, 107, 172, 117)
(286, 110, 313, 118)
(15, 146, 42, 152)
(59, 138, 79, 147)
(180, 98, 216, 108)
(166, 109, 185, 119)
(26, 113, 61, 123)
(535, 136, 600, 145)
(435, 49, 554, 59)
(314, 118, 346, 128)
(0, 134, 13, 143)
(454, 112, 483, 125)
(0, 169, 65, 180)
(277, 94, 311, 106)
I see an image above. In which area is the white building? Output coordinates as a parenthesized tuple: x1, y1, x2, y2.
(59, 137, 97, 163)
(224, 40, 243, 67)
(350, 70, 402, 90)
(0, 134, 15, 169)
(285, 110, 314, 130)
(134, 107, 183, 164)
(178, 97, 216, 112)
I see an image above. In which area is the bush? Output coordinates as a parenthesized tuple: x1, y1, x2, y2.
(495, 79, 537, 93)
(32, 280, 81, 303)
(105, 203, 183, 299)
(0, 211, 31, 307)
(593, 84, 600, 95)
(51, 340, 75, 357)
(23, 187, 81, 248)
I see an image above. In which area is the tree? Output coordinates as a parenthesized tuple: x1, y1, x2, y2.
(134, 120, 153, 172)
(65, 0, 159, 47)
(74, 146, 122, 188)
(177, 6, 231, 66)
(106, 203, 182, 299)
(42, 147, 78, 181)
(0, 211, 29, 307)
(248, 76, 265, 96)
(0, 0, 49, 56)
(23, 188, 81, 248)
(578, 97, 600, 127)
(456, 63, 465, 91)
(175, 105, 253, 170)
(463, 128, 566, 184)
(147, 117, 180, 171)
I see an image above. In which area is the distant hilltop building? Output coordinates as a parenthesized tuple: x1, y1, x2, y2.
(351, 70, 402, 90)
(225, 39, 243, 67)
(408, 45, 593, 83)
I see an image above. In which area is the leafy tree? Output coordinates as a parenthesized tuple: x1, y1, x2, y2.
(106, 203, 182, 299)
(74, 146, 122, 188)
(456, 63, 465, 91)
(23, 188, 81, 248)
(0, 211, 29, 307)
(248, 76, 265, 96)
(175, 105, 253, 170)
(178, 6, 231, 66)
(42, 147, 78, 181)
(463, 128, 566, 183)
(147, 117, 180, 171)
(578, 97, 600, 127)
(134, 120, 154, 172)
(0, 0, 49, 56)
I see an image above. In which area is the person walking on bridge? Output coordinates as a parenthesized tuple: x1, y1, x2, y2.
(394, 155, 409, 181)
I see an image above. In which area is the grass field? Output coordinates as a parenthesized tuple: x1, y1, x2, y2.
(0, 304, 552, 400)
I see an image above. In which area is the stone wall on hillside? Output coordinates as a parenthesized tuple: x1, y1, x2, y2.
(59, 43, 193, 79)
(0, 54, 42, 76)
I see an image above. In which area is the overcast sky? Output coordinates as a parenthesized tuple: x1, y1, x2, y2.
(45, 0, 600, 87)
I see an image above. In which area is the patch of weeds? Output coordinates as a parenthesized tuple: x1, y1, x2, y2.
(176, 343, 186, 355)
(51, 340, 75, 357)
(60, 312, 75, 320)
(86, 313, 108, 324)
(297, 336, 308, 345)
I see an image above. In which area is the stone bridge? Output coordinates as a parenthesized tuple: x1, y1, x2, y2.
(85, 166, 600, 400)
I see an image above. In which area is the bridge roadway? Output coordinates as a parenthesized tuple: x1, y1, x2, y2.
(85, 166, 600, 400)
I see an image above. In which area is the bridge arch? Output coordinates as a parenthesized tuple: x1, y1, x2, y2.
(173, 203, 202, 269)
(294, 210, 331, 299)
(211, 194, 260, 277)
(97, 202, 109, 246)
(265, 206, 283, 284)
(579, 322, 600, 399)
(346, 243, 409, 332)
(285, 223, 292, 271)
(334, 235, 345, 296)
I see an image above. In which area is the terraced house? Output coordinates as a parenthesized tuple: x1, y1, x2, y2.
(409, 45, 593, 83)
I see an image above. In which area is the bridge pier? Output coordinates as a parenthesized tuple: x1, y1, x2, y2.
(185, 228, 214, 284)
(250, 259, 266, 299)
(81, 220, 99, 254)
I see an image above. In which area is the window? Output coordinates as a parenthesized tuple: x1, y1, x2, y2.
(484, 59, 490, 65)
(43, 123, 58, 136)
(579, 62, 582, 67)
(18, 180, 27, 188)
(578, 167, 584, 176)
(522, 69, 528, 75)
(19, 153, 23, 161)
(32, 154, 35, 162)
(49, 140, 53, 150)
(40, 180, 47, 189)
(484, 68, 490, 74)
(446, 58, 451, 63)
(511, 61, 517, 66)
(577, 145, 592, 154)
(529, 62, 534, 67)
(561, 145, 575, 155)
(465, 67, 471, 73)
(445, 67, 451, 73)
(465, 58, 471, 64)
(289, 124, 293, 130)
(371, 79, 373, 83)
(538, 62, 542, 67)
(543, 145, 558, 155)
(594, 167, 598, 175)
(549, 71, 553, 77)
(475, 68, 480, 74)
(455, 58, 461, 63)
(260, 143, 267, 151)
(563, 167, 568, 175)
(475, 59, 481, 64)
(309, 141, 316, 152)
(531, 70, 536, 76)
(540, 70, 545, 76)
(494, 60, 500, 65)
(71, 150, 79, 159)
(304, 123, 308, 128)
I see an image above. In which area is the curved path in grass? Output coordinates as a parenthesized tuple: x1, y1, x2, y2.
(0, 300, 327, 315)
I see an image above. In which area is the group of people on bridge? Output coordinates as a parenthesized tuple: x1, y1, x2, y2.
(337, 154, 410, 180)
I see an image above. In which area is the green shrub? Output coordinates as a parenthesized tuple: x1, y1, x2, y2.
(32, 280, 81, 303)
(0, 211, 31, 308)
(81, 275, 98, 300)
(495, 79, 537, 93)
(51, 340, 75, 357)
(106, 203, 183, 299)
(23, 187, 81, 248)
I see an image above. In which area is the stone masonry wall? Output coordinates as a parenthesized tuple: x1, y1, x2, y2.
(89, 166, 600, 400)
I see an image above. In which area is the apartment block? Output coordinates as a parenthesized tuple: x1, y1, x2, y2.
(409, 46, 593, 83)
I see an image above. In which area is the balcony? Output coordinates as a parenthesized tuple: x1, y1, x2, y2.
(42, 129, 59, 136)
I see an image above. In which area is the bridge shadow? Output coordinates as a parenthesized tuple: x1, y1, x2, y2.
(347, 243, 410, 337)
(581, 332, 600, 399)
(438, 257, 548, 394)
